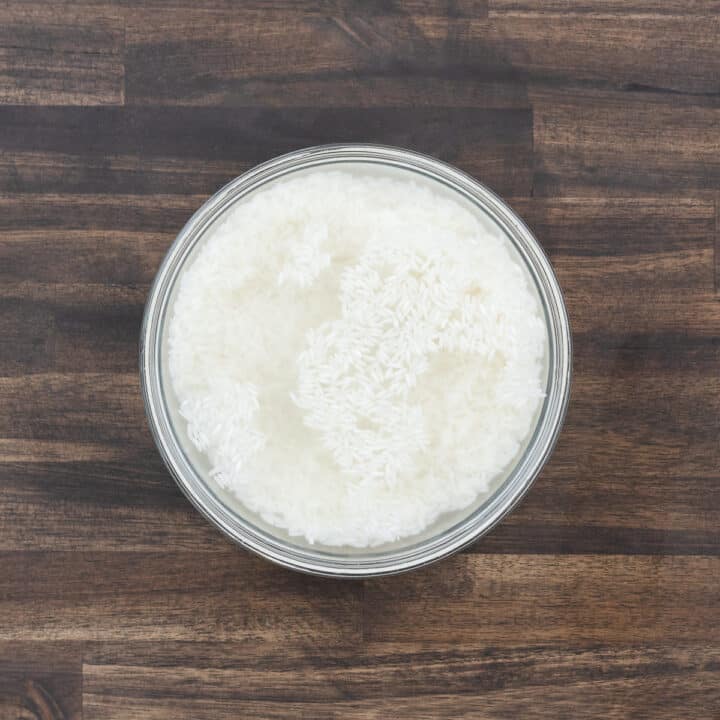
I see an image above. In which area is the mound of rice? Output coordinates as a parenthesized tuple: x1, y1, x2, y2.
(168, 170, 546, 548)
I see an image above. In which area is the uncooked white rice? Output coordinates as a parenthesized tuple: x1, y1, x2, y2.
(168, 170, 547, 548)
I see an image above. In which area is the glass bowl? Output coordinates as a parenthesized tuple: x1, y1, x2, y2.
(140, 144, 571, 577)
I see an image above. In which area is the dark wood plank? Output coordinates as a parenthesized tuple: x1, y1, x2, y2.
(486, 4, 720, 95)
(533, 88, 720, 196)
(0, 196, 183, 375)
(364, 554, 720, 645)
(0, 459, 222, 552)
(521, 196, 718, 472)
(476, 520, 720, 557)
(522, 196, 716, 294)
(0, 373, 147, 445)
(0, 193, 203, 234)
(1, 290, 145, 375)
(80, 641, 720, 720)
(82, 682, 720, 720)
(0, 550, 362, 642)
(0, 231, 166, 286)
(119, 0, 488, 13)
(0, 643, 82, 720)
(123, 2, 720, 108)
(129, 75, 527, 110)
(0, 3, 124, 106)
(0, 438, 130, 463)
(123, 6, 536, 110)
(491, 0, 720, 12)
(0, 106, 532, 196)
(121, 0, 515, 110)
(716, 194, 719, 292)
(0, 196, 192, 379)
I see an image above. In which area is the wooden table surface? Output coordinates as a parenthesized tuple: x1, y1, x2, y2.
(2, 1, 720, 718)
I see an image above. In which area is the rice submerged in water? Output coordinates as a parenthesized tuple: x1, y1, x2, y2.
(169, 170, 547, 547)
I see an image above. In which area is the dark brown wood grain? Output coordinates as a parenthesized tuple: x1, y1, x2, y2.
(0, 105, 532, 196)
(533, 88, 720, 197)
(0, 644, 82, 720)
(364, 555, 720, 645)
(0, 4, 124, 106)
(1, 0, 719, 718)
(80, 642, 720, 719)
(0, 550, 362, 643)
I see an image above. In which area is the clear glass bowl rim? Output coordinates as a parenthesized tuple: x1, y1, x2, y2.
(140, 143, 572, 578)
